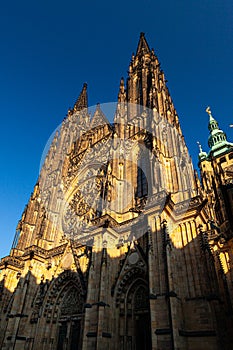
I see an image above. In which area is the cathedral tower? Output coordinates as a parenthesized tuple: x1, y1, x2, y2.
(198, 107, 233, 327)
(0, 34, 233, 350)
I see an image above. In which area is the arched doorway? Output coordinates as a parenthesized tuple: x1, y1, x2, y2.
(133, 285, 151, 350)
(120, 279, 151, 350)
(31, 270, 85, 349)
(56, 286, 83, 350)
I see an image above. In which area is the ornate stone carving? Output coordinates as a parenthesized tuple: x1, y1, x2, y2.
(60, 287, 82, 316)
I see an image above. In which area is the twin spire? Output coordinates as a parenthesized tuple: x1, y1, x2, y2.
(69, 35, 232, 163)
(70, 32, 156, 115)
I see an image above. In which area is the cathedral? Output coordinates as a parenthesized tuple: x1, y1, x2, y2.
(0, 33, 233, 350)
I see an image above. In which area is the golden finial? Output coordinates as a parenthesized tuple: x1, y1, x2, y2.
(206, 106, 212, 117)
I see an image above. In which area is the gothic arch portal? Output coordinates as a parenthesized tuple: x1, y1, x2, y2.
(113, 247, 152, 350)
(118, 278, 152, 350)
(34, 270, 85, 350)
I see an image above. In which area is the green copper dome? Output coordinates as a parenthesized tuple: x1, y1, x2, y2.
(206, 107, 233, 158)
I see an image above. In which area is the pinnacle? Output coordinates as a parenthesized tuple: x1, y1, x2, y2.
(197, 141, 207, 161)
(91, 103, 109, 128)
(119, 77, 125, 91)
(197, 141, 203, 153)
(136, 32, 150, 56)
(118, 77, 126, 102)
(73, 83, 88, 112)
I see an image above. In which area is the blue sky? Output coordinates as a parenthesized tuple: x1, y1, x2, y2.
(0, 0, 233, 257)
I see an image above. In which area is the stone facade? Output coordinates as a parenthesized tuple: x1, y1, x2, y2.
(0, 33, 233, 350)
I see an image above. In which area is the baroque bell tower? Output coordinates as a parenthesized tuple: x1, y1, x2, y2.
(0, 33, 233, 350)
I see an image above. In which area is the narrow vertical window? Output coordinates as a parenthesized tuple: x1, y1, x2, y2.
(136, 155, 148, 198)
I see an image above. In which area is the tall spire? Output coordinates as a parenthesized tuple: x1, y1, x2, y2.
(136, 32, 150, 56)
(73, 83, 88, 113)
(126, 33, 181, 134)
(127, 32, 154, 108)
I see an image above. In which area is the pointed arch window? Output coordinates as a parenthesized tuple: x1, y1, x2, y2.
(136, 154, 148, 198)
(134, 285, 148, 310)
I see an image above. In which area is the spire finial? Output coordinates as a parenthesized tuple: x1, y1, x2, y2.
(197, 141, 203, 153)
(205, 106, 214, 120)
(206, 106, 216, 123)
(206, 106, 212, 118)
(207, 106, 219, 132)
(197, 141, 207, 161)
(120, 77, 125, 92)
(136, 32, 150, 55)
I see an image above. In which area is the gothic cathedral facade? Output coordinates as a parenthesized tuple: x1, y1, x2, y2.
(0, 33, 233, 350)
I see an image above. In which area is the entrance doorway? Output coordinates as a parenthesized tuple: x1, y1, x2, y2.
(120, 281, 152, 350)
(57, 320, 81, 350)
